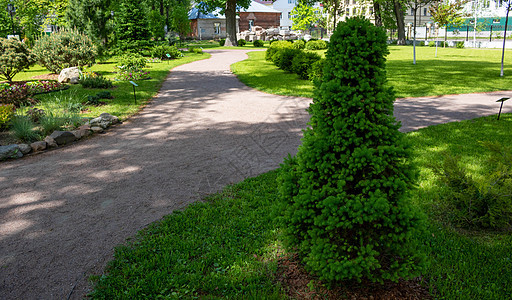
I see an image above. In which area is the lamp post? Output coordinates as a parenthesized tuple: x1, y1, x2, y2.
(7, 3, 16, 36)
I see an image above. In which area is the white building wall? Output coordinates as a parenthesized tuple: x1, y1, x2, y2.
(272, 0, 297, 29)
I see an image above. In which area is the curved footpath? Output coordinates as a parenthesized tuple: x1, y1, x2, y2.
(1, 49, 511, 299)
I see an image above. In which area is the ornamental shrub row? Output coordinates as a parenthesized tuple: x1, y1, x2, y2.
(266, 42, 321, 80)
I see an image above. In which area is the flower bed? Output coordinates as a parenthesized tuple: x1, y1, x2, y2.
(113, 67, 150, 81)
(0, 81, 67, 106)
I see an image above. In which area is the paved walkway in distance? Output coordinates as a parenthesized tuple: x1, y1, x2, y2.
(0, 49, 511, 299)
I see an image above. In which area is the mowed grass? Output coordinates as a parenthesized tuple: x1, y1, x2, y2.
(14, 52, 210, 120)
(91, 114, 512, 299)
(232, 46, 512, 98)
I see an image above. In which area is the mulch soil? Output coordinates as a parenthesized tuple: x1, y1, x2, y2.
(276, 253, 433, 300)
(31, 73, 59, 80)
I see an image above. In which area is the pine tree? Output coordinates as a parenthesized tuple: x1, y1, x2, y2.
(114, 0, 151, 51)
(278, 17, 423, 284)
(66, 0, 112, 46)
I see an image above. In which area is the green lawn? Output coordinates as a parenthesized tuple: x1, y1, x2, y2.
(90, 114, 512, 299)
(231, 46, 512, 98)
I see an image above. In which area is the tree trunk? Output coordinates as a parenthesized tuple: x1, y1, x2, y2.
(225, 0, 237, 47)
(393, 0, 406, 45)
(374, 2, 382, 27)
(413, 4, 417, 64)
(160, 0, 164, 16)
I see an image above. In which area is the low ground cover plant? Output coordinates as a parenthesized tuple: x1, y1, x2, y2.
(80, 76, 113, 89)
(0, 81, 66, 107)
(114, 53, 150, 81)
(0, 104, 14, 130)
(151, 45, 183, 60)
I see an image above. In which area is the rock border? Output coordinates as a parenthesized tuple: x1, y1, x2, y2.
(0, 113, 120, 161)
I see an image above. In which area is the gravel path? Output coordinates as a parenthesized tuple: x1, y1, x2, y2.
(1, 49, 511, 299)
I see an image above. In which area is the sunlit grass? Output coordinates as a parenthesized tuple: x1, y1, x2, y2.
(232, 46, 512, 98)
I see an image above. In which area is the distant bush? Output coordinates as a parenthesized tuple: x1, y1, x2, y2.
(151, 45, 183, 60)
(305, 39, 327, 50)
(292, 39, 305, 49)
(291, 51, 321, 80)
(33, 29, 97, 74)
(428, 41, 436, 47)
(80, 76, 113, 89)
(253, 39, 264, 47)
(456, 41, 465, 48)
(238, 39, 247, 46)
(433, 142, 512, 230)
(0, 38, 35, 82)
(308, 58, 325, 82)
(188, 47, 203, 54)
(219, 39, 226, 46)
(265, 40, 293, 61)
(0, 104, 14, 130)
(118, 53, 147, 71)
(272, 48, 301, 72)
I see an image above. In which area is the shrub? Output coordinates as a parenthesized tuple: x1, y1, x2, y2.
(265, 40, 293, 61)
(272, 48, 301, 72)
(33, 29, 97, 74)
(0, 83, 30, 107)
(39, 112, 67, 136)
(278, 17, 423, 284)
(238, 39, 247, 46)
(253, 39, 264, 47)
(456, 41, 465, 48)
(308, 58, 325, 82)
(118, 53, 147, 70)
(10, 115, 38, 142)
(151, 45, 183, 60)
(292, 39, 306, 49)
(428, 41, 436, 47)
(26, 107, 45, 123)
(0, 104, 14, 130)
(96, 91, 113, 99)
(188, 47, 203, 54)
(86, 95, 101, 106)
(0, 38, 35, 82)
(291, 51, 321, 80)
(305, 39, 327, 50)
(219, 39, 226, 46)
(433, 143, 512, 229)
(80, 76, 113, 89)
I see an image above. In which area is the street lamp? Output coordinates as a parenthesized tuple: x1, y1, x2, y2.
(6, 3, 16, 36)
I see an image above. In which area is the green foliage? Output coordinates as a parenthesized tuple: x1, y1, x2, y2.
(33, 29, 97, 74)
(308, 57, 325, 82)
(147, 9, 166, 40)
(253, 39, 264, 47)
(272, 48, 301, 73)
(114, 0, 151, 51)
(456, 41, 465, 48)
(80, 76, 113, 89)
(188, 47, 203, 54)
(290, 2, 323, 31)
(304, 39, 327, 50)
(219, 39, 226, 46)
(118, 53, 147, 70)
(237, 39, 247, 46)
(0, 38, 35, 82)
(66, 0, 111, 48)
(95, 91, 113, 99)
(291, 51, 321, 80)
(10, 115, 38, 142)
(0, 104, 14, 130)
(25, 107, 45, 122)
(433, 143, 512, 229)
(278, 17, 423, 284)
(39, 111, 67, 136)
(150, 45, 183, 60)
(86, 95, 101, 106)
(265, 40, 293, 61)
(292, 39, 306, 49)
(428, 41, 436, 47)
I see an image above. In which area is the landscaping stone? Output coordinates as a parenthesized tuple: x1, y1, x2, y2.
(44, 136, 58, 148)
(79, 124, 91, 131)
(89, 113, 119, 129)
(49, 131, 76, 145)
(58, 67, 81, 84)
(30, 141, 47, 152)
(17, 144, 32, 155)
(0, 145, 23, 160)
(91, 126, 104, 133)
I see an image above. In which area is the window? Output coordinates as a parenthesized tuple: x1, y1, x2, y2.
(352, 7, 356, 15)
(370, 7, 374, 14)
(346, 7, 350, 15)
(214, 22, 220, 34)
(352, 0, 356, 4)
(493, 18, 501, 24)
(423, 7, 427, 16)
(288, 11, 291, 19)
(411, 8, 414, 15)
(249, 20, 254, 30)
(288, 0, 294, 3)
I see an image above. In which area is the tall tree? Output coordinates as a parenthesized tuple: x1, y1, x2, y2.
(500, 0, 511, 76)
(114, 0, 151, 51)
(66, 0, 112, 46)
(199, 0, 251, 47)
(291, 2, 323, 31)
(410, 0, 438, 64)
(429, 0, 467, 47)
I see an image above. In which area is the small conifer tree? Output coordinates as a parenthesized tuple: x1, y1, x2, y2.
(278, 17, 423, 284)
(0, 38, 35, 82)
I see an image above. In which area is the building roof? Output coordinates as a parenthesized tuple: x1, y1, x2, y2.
(239, 1, 281, 13)
(188, 7, 225, 20)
